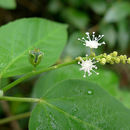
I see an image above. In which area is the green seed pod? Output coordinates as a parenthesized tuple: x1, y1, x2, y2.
(0, 90, 3, 97)
(29, 49, 43, 67)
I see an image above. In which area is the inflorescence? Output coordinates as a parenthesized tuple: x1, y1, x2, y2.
(77, 32, 130, 78)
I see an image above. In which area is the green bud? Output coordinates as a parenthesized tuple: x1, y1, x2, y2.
(112, 51, 118, 57)
(123, 55, 127, 59)
(110, 60, 114, 64)
(29, 49, 43, 67)
(100, 58, 106, 65)
(119, 55, 124, 60)
(0, 90, 3, 97)
(115, 58, 120, 64)
(106, 55, 111, 62)
(103, 53, 107, 57)
(127, 58, 130, 64)
(122, 59, 126, 64)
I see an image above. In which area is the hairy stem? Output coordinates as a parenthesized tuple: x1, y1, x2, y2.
(0, 112, 30, 125)
(0, 96, 41, 102)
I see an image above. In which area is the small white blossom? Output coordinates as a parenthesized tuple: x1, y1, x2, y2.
(78, 32, 105, 49)
(78, 57, 99, 77)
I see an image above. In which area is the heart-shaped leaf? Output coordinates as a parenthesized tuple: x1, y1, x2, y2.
(29, 80, 130, 130)
(0, 18, 67, 78)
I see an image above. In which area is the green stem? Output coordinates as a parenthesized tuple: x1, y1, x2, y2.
(0, 96, 41, 102)
(2, 60, 77, 92)
(2, 55, 103, 93)
(0, 112, 30, 125)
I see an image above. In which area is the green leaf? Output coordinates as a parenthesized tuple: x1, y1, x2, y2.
(117, 90, 130, 109)
(0, 78, 9, 89)
(29, 80, 130, 129)
(104, 2, 130, 22)
(0, 0, 16, 9)
(32, 65, 119, 98)
(99, 23, 117, 48)
(61, 8, 89, 30)
(0, 18, 67, 78)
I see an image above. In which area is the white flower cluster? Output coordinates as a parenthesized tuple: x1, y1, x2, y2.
(78, 32, 105, 77)
(78, 32, 105, 49)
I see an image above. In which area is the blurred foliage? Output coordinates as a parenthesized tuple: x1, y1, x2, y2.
(0, 0, 16, 9)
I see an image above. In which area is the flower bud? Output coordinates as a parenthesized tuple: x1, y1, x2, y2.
(103, 53, 107, 57)
(110, 61, 114, 64)
(100, 58, 106, 65)
(106, 55, 111, 62)
(123, 55, 127, 59)
(119, 55, 124, 60)
(29, 49, 43, 67)
(127, 58, 130, 64)
(122, 59, 126, 64)
(0, 90, 3, 97)
(115, 58, 120, 64)
(112, 51, 118, 57)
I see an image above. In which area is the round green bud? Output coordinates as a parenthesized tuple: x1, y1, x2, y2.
(110, 60, 114, 64)
(119, 55, 124, 60)
(123, 55, 127, 59)
(29, 49, 43, 67)
(122, 59, 126, 64)
(0, 90, 3, 97)
(103, 53, 107, 57)
(127, 58, 130, 64)
(106, 55, 111, 62)
(112, 51, 118, 57)
(100, 58, 106, 65)
(115, 58, 120, 64)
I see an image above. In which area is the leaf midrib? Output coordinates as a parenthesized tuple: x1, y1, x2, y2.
(41, 100, 101, 130)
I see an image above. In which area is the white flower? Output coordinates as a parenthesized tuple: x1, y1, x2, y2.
(78, 56, 99, 77)
(78, 32, 105, 49)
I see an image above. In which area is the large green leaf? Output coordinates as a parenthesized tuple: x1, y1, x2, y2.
(104, 2, 130, 22)
(0, 0, 16, 9)
(29, 80, 130, 130)
(0, 18, 67, 78)
(32, 65, 119, 98)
